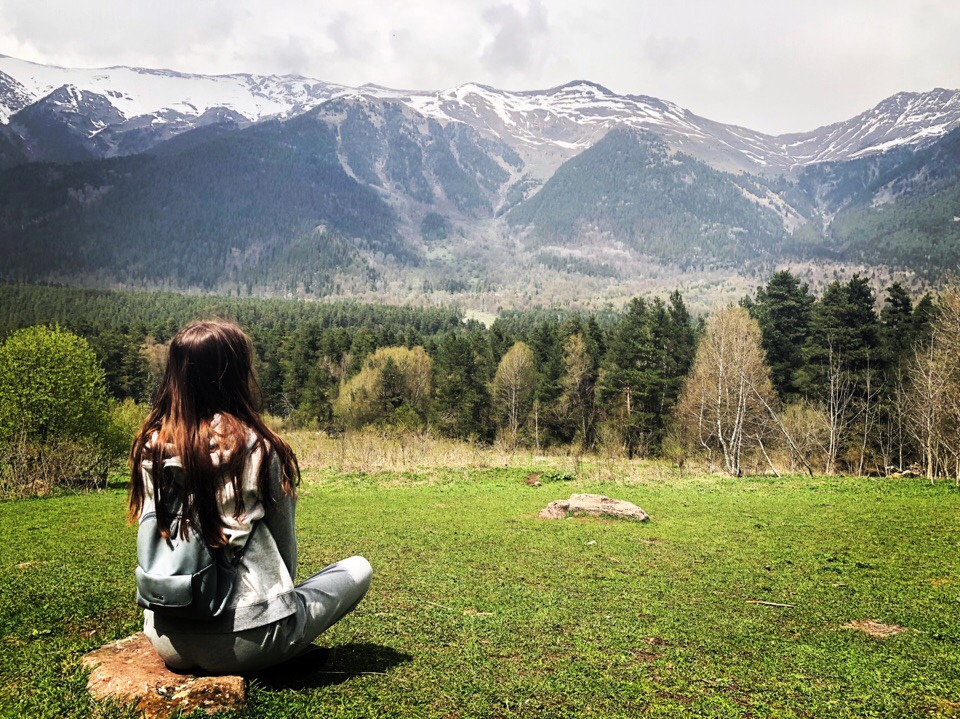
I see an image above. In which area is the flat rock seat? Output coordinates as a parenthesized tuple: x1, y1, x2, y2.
(81, 633, 246, 718)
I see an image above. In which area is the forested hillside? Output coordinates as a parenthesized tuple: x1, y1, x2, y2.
(795, 127, 960, 276)
(506, 129, 789, 263)
(0, 96, 533, 295)
(818, 184, 960, 275)
(0, 118, 401, 290)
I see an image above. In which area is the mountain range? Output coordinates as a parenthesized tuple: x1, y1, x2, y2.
(1, 54, 959, 305)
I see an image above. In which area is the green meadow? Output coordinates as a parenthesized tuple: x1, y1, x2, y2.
(2, 466, 960, 718)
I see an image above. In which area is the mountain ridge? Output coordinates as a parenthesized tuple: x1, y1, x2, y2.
(2, 55, 959, 176)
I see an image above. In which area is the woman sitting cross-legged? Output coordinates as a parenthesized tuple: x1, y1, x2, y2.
(128, 319, 372, 674)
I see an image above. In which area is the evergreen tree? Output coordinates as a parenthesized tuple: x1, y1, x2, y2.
(486, 324, 515, 368)
(911, 293, 937, 347)
(747, 270, 814, 399)
(528, 321, 564, 444)
(879, 282, 914, 369)
(800, 274, 881, 395)
(600, 298, 652, 456)
(800, 275, 881, 474)
(278, 323, 321, 415)
(662, 290, 698, 413)
(85, 325, 151, 402)
(433, 331, 491, 441)
(599, 297, 694, 456)
(584, 316, 607, 368)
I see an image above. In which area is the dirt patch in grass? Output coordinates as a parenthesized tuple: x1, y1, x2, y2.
(842, 620, 908, 638)
(930, 696, 960, 713)
(13, 561, 47, 570)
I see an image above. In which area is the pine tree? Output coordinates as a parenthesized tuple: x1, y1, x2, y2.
(800, 274, 881, 395)
(600, 298, 653, 456)
(911, 293, 937, 347)
(800, 275, 881, 474)
(876, 282, 919, 380)
(747, 270, 814, 399)
(433, 331, 492, 441)
(528, 321, 564, 444)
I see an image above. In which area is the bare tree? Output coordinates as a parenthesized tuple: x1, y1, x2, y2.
(676, 306, 777, 476)
(855, 360, 881, 476)
(821, 343, 858, 476)
(491, 342, 536, 448)
(779, 400, 827, 475)
(934, 288, 960, 483)
(880, 366, 910, 475)
(904, 338, 950, 481)
(901, 287, 960, 481)
(557, 333, 597, 448)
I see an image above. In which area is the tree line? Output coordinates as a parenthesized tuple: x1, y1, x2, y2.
(3, 274, 959, 478)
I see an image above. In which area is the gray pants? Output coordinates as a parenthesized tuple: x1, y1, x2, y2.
(144, 556, 373, 674)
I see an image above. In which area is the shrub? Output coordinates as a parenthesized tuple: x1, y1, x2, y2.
(0, 325, 109, 442)
(0, 325, 120, 497)
(102, 398, 149, 458)
(0, 431, 115, 496)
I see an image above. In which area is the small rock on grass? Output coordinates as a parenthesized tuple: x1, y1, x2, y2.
(539, 493, 649, 521)
(81, 633, 245, 718)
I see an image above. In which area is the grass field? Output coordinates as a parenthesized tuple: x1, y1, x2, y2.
(2, 463, 960, 718)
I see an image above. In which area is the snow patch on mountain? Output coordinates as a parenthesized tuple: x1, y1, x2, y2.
(0, 69, 33, 124)
(399, 80, 708, 149)
(0, 54, 351, 124)
(778, 89, 960, 167)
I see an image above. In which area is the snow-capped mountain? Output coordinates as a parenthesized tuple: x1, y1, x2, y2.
(300, 94, 524, 217)
(2, 55, 959, 176)
(11, 84, 125, 161)
(391, 81, 960, 176)
(0, 54, 351, 160)
(0, 54, 349, 122)
(0, 69, 33, 123)
(390, 81, 780, 175)
(2, 54, 960, 293)
(777, 88, 960, 166)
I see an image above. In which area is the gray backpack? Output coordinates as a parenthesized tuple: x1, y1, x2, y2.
(135, 467, 253, 620)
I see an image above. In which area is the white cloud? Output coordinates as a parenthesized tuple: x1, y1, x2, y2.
(480, 0, 550, 77)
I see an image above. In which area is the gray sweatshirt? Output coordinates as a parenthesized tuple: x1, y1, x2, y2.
(141, 432, 300, 635)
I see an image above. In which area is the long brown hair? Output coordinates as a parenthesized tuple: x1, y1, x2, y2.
(129, 320, 299, 548)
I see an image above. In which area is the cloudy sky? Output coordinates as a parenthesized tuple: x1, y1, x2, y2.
(0, 0, 957, 134)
